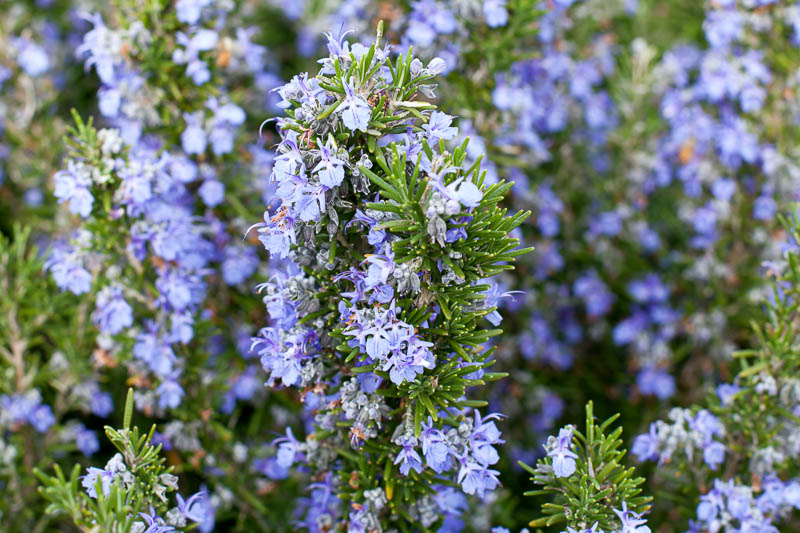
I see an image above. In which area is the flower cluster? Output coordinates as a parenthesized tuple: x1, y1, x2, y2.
(629, 207, 800, 531)
(0, 390, 55, 433)
(249, 25, 530, 530)
(7, 0, 800, 531)
(2, 2, 305, 530)
(44, 1, 273, 418)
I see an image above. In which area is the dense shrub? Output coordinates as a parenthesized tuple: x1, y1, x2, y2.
(3, 1, 800, 532)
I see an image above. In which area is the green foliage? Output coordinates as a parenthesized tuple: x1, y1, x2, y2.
(35, 389, 188, 533)
(522, 402, 651, 531)
(0, 226, 72, 390)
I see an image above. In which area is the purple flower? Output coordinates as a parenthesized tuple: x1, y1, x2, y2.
(565, 524, 602, 533)
(420, 418, 452, 473)
(313, 138, 346, 187)
(547, 426, 577, 478)
(691, 410, 724, 442)
(222, 245, 258, 285)
(138, 509, 176, 533)
(75, 425, 100, 456)
(173, 29, 218, 85)
(628, 274, 669, 303)
(703, 441, 726, 470)
(274, 427, 304, 469)
(613, 312, 648, 345)
(428, 172, 484, 210)
(704, 9, 743, 49)
(181, 112, 207, 154)
(82, 467, 116, 498)
(574, 271, 614, 317)
(29, 404, 55, 432)
(483, 0, 508, 27)
(133, 324, 177, 376)
(338, 78, 371, 132)
(199, 179, 225, 207)
(469, 411, 504, 466)
(632, 424, 660, 462)
(711, 178, 736, 201)
(715, 382, 740, 406)
(423, 111, 458, 142)
(394, 435, 424, 475)
(156, 378, 184, 410)
(636, 367, 675, 400)
(407, 0, 457, 48)
(613, 501, 651, 533)
(90, 391, 114, 417)
(381, 335, 435, 385)
(93, 286, 134, 335)
(753, 195, 776, 221)
(77, 13, 119, 84)
(176, 0, 212, 24)
(46, 245, 93, 295)
(54, 161, 94, 218)
(457, 457, 501, 497)
(177, 491, 215, 529)
(207, 98, 245, 155)
(81, 454, 125, 498)
(15, 38, 50, 77)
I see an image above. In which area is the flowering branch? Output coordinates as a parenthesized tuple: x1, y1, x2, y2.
(522, 401, 652, 533)
(250, 22, 531, 529)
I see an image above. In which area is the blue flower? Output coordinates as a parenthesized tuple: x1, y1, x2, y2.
(636, 367, 675, 400)
(456, 456, 500, 497)
(90, 390, 114, 417)
(177, 491, 214, 528)
(46, 244, 93, 295)
(631, 424, 660, 462)
(613, 501, 651, 533)
(753, 195, 776, 221)
(173, 29, 219, 85)
(394, 435, 424, 475)
(222, 244, 258, 285)
(703, 9, 744, 49)
(573, 271, 614, 317)
(181, 112, 207, 154)
(428, 172, 483, 210)
(313, 138, 346, 188)
(381, 334, 435, 385)
(75, 425, 100, 456)
(547, 426, 578, 478)
(54, 161, 94, 218)
(29, 404, 55, 433)
(15, 38, 50, 77)
(338, 77, 371, 132)
(274, 427, 304, 469)
(156, 378, 184, 410)
(93, 286, 134, 335)
(207, 98, 245, 155)
(77, 13, 120, 85)
(199, 179, 225, 207)
(483, 0, 508, 27)
(469, 411, 504, 466)
(133, 324, 177, 376)
(176, 0, 212, 24)
(423, 111, 459, 142)
(420, 418, 452, 473)
(703, 441, 726, 470)
(81, 453, 125, 498)
(137, 509, 175, 533)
